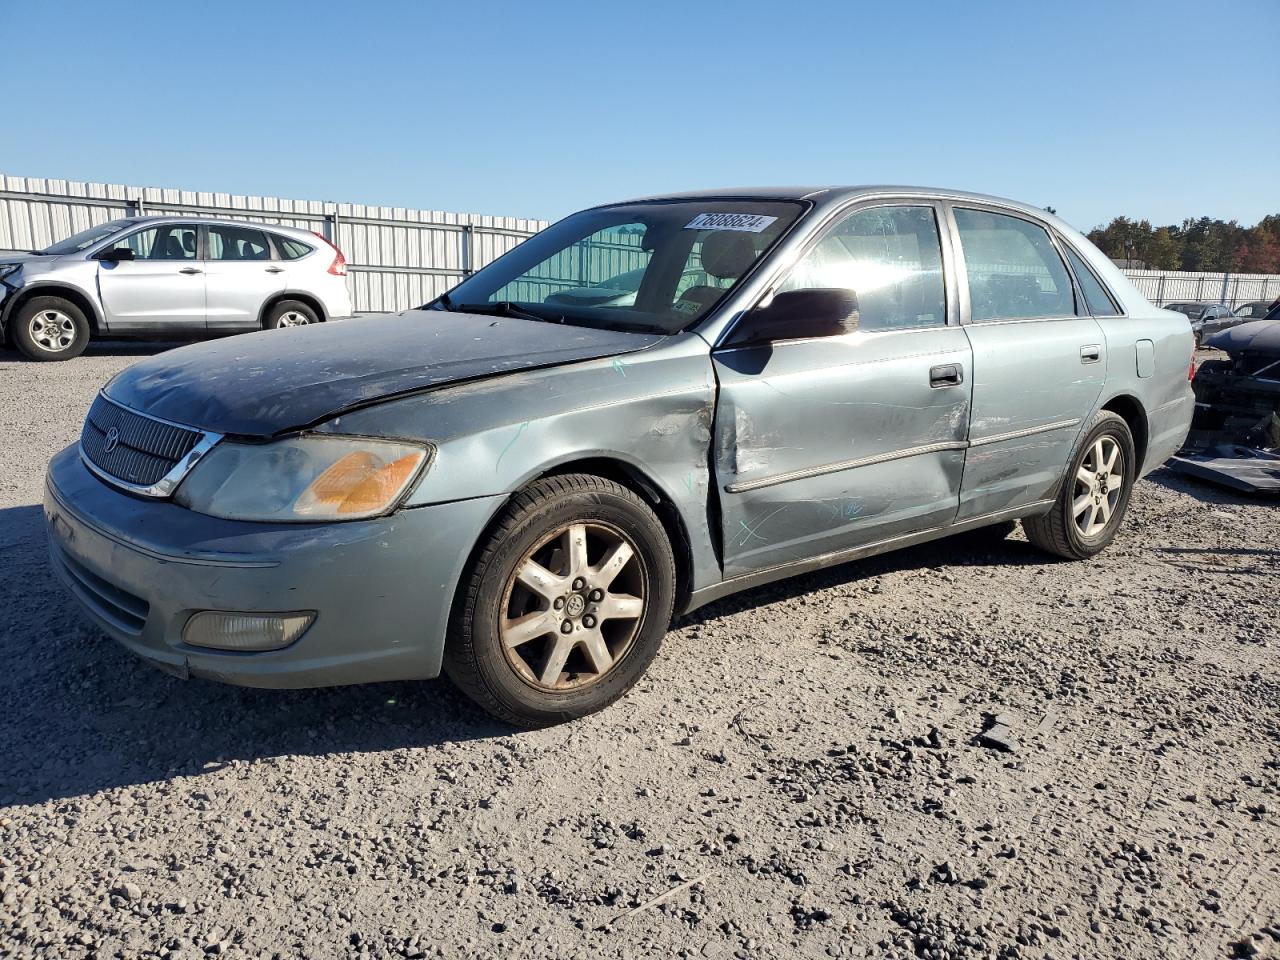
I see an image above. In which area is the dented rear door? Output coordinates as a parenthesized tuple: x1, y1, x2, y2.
(710, 201, 973, 578)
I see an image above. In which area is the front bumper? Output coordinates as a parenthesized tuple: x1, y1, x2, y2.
(44, 444, 502, 688)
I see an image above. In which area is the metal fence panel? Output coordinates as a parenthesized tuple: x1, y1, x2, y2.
(1123, 269, 1280, 310)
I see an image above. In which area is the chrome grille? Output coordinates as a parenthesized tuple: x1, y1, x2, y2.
(80, 394, 205, 491)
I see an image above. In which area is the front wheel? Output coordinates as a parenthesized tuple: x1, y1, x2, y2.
(1024, 411, 1136, 560)
(12, 296, 91, 361)
(444, 474, 676, 727)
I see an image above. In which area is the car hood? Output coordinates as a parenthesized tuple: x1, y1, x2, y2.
(103, 310, 666, 436)
(1206, 319, 1280, 358)
(0, 252, 54, 267)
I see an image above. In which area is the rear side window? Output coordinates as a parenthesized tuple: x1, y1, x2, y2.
(954, 209, 1075, 321)
(274, 236, 313, 260)
(1061, 243, 1121, 316)
(208, 225, 273, 261)
(778, 205, 947, 331)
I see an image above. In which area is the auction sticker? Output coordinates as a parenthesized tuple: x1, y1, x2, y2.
(685, 213, 778, 233)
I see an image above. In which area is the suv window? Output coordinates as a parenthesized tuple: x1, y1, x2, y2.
(778, 205, 947, 331)
(954, 209, 1075, 321)
(106, 224, 198, 261)
(274, 236, 313, 260)
(1061, 243, 1121, 316)
(208, 225, 272, 261)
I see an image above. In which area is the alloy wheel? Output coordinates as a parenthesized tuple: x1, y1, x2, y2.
(500, 521, 647, 691)
(29, 310, 77, 351)
(1072, 436, 1124, 538)
(277, 311, 310, 327)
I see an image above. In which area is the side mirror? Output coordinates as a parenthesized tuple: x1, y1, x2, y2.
(732, 288, 859, 344)
(96, 247, 135, 263)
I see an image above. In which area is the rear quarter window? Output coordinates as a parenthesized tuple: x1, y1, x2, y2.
(1061, 242, 1121, 316)
(273, 236, 314, 260)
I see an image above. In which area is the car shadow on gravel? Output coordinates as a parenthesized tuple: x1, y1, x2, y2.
(0, 340, 182, 362)
(677, 524, 1042, 623)
(0, 505, 511, 810)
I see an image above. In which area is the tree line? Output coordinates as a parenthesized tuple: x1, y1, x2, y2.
(1086, 214, 1280, 274)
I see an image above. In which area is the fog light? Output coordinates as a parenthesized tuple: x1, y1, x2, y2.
(183, 612, 314, 651)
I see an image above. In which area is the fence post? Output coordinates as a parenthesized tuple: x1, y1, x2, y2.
(324, 203, 340, 245)
(1221, 271, 1230, 305)
(1156, 275, 1166, 304)
(461, 224, 475, 277)
(125, 194, 145, 217)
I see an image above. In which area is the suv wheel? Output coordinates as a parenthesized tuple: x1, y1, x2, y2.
(1024, 411, 1136, 560)
(264, 300, 319, 329)
(445, 474, 676, 727)
(12, 297, 91, 361)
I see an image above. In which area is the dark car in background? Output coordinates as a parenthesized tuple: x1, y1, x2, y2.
(1232, 301, 1274, 321)
(1162, 301, 1237, 345)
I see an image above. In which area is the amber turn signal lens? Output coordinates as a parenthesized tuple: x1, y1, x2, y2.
(294, 450, 426, 516)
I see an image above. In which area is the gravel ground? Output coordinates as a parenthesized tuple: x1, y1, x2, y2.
(1, 342, 1277, 960)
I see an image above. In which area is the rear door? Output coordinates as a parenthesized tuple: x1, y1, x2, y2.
(712, 202, 973, 577)
(947, 204, 1106, 519)
(96, 223, 205, 332)
(202, 223, 286, 331)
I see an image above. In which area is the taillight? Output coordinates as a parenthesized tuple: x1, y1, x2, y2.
(311, 231, 348, 276)
(1188, 359, 1196, 380)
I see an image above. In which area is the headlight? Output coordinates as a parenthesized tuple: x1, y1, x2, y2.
(174, 435, 431, 522)
(0, 263, 21, 282)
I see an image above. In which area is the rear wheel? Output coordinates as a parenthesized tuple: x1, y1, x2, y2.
(264, 300, 319, 329)
(445, 474, 676, 727)
(1024, 411, 1135, 560)
(12, 296, 90, 361)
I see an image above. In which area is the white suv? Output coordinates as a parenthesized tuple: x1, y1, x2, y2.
(0, 216, 353, 360)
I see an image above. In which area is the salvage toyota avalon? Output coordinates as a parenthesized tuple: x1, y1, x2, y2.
(45, 187, 1195, 726)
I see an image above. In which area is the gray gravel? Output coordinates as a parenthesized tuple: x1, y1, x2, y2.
(1, 342, 1278, 960)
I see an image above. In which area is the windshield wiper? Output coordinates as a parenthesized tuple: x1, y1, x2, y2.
(455, 301, 565, 325)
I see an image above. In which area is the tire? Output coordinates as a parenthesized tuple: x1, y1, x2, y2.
(264, 299, 320, 329)
(444, 474, 676, 727)
(12, 296, 91, 361)
(1024, 411, 1136, 561)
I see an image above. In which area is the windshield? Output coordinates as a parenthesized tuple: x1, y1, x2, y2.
(436, 200, 805, 334)
(41, 219, 131, 256)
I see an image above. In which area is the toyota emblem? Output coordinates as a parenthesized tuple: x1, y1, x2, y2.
(103, 426, 120, 454)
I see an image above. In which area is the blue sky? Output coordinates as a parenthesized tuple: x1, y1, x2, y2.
(3, 0, 1277, 233)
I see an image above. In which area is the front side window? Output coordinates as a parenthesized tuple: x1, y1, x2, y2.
(438, 200, 804, 334)
(954, 208, 1075, 321)
(106, 224, 197, 260)
(777, 205, 947, 331)
(208, 225, 272, 260)
(1061, 242, 1120, 316)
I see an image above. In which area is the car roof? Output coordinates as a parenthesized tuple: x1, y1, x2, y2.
(115, 215, 315, 238)
(608, 184, 1059, 218)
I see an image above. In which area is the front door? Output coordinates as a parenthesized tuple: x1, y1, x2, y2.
(947, 205, 1107, 519)
(712, 202, 973, 578)
(96, 223, 205, 332)
(202, 223, 287, 331)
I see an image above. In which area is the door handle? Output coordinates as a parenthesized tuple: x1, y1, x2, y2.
(265, 266, 284, 273)
(929, 363, 963, 388)
(178, 267, 202, 275)
(1080, 344, 1101, 363)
